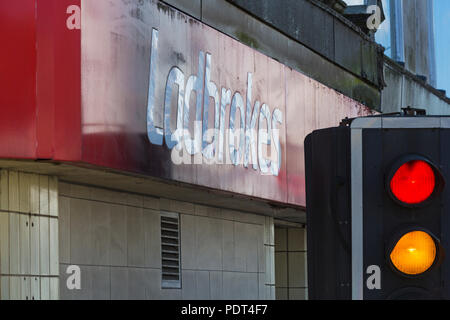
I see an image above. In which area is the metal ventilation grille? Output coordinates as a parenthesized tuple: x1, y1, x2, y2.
(161, 212, 181, 288)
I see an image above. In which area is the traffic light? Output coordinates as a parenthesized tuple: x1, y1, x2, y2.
(305, 114, 449, 300)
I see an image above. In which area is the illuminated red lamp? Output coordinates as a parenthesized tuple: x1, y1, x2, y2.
(388, 157, 444, 206)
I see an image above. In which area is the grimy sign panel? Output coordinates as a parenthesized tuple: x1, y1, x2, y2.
(147, 27, 283, 177)
(80, 0, 375, 207)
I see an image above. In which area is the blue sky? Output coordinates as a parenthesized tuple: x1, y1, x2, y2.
(434, 0, 450, 94)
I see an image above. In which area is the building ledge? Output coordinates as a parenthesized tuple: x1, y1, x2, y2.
(226, 0, 386, 109)
(0, 159, 306, 224)
(384, 56, 450, 105)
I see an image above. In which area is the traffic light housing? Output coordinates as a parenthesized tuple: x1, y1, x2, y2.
(305, 116, 449, 300)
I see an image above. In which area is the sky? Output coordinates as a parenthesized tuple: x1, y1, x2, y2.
(344, 0, 450, 95)
(434, 0, 450, 94)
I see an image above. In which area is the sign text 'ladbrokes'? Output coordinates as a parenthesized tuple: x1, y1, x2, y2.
(146, 29, 283, 176)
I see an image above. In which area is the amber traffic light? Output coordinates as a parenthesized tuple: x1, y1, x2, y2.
(389, 231, 438, 276)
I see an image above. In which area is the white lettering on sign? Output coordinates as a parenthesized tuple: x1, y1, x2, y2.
(146, 28, 283, 176)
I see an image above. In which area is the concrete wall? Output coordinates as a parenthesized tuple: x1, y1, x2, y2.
(0, 170, 59, 300)
(162, 0, 448, 114)
(274, 226, 308, 300)
(381, 60, 450, 114)
(162, 0, 381, 110)
(228, 0, 380, 85)
(58, 182, 275, 300)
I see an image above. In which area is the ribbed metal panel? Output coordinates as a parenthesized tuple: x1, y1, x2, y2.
(161, 213, 181, 288)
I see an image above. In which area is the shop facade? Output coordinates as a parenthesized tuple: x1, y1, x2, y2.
(0, 0, 386, 300)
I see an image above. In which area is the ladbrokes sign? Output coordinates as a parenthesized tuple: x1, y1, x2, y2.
(146, 28, 283, 176)
(81, 0, 374, 206)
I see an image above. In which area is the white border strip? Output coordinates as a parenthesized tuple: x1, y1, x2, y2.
(351, 116, 448, 129)
(351, 128, 364, 300)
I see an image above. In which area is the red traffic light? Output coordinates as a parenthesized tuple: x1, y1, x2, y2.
(388, 157, 444, 206)
(389, 160, 436, 205)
